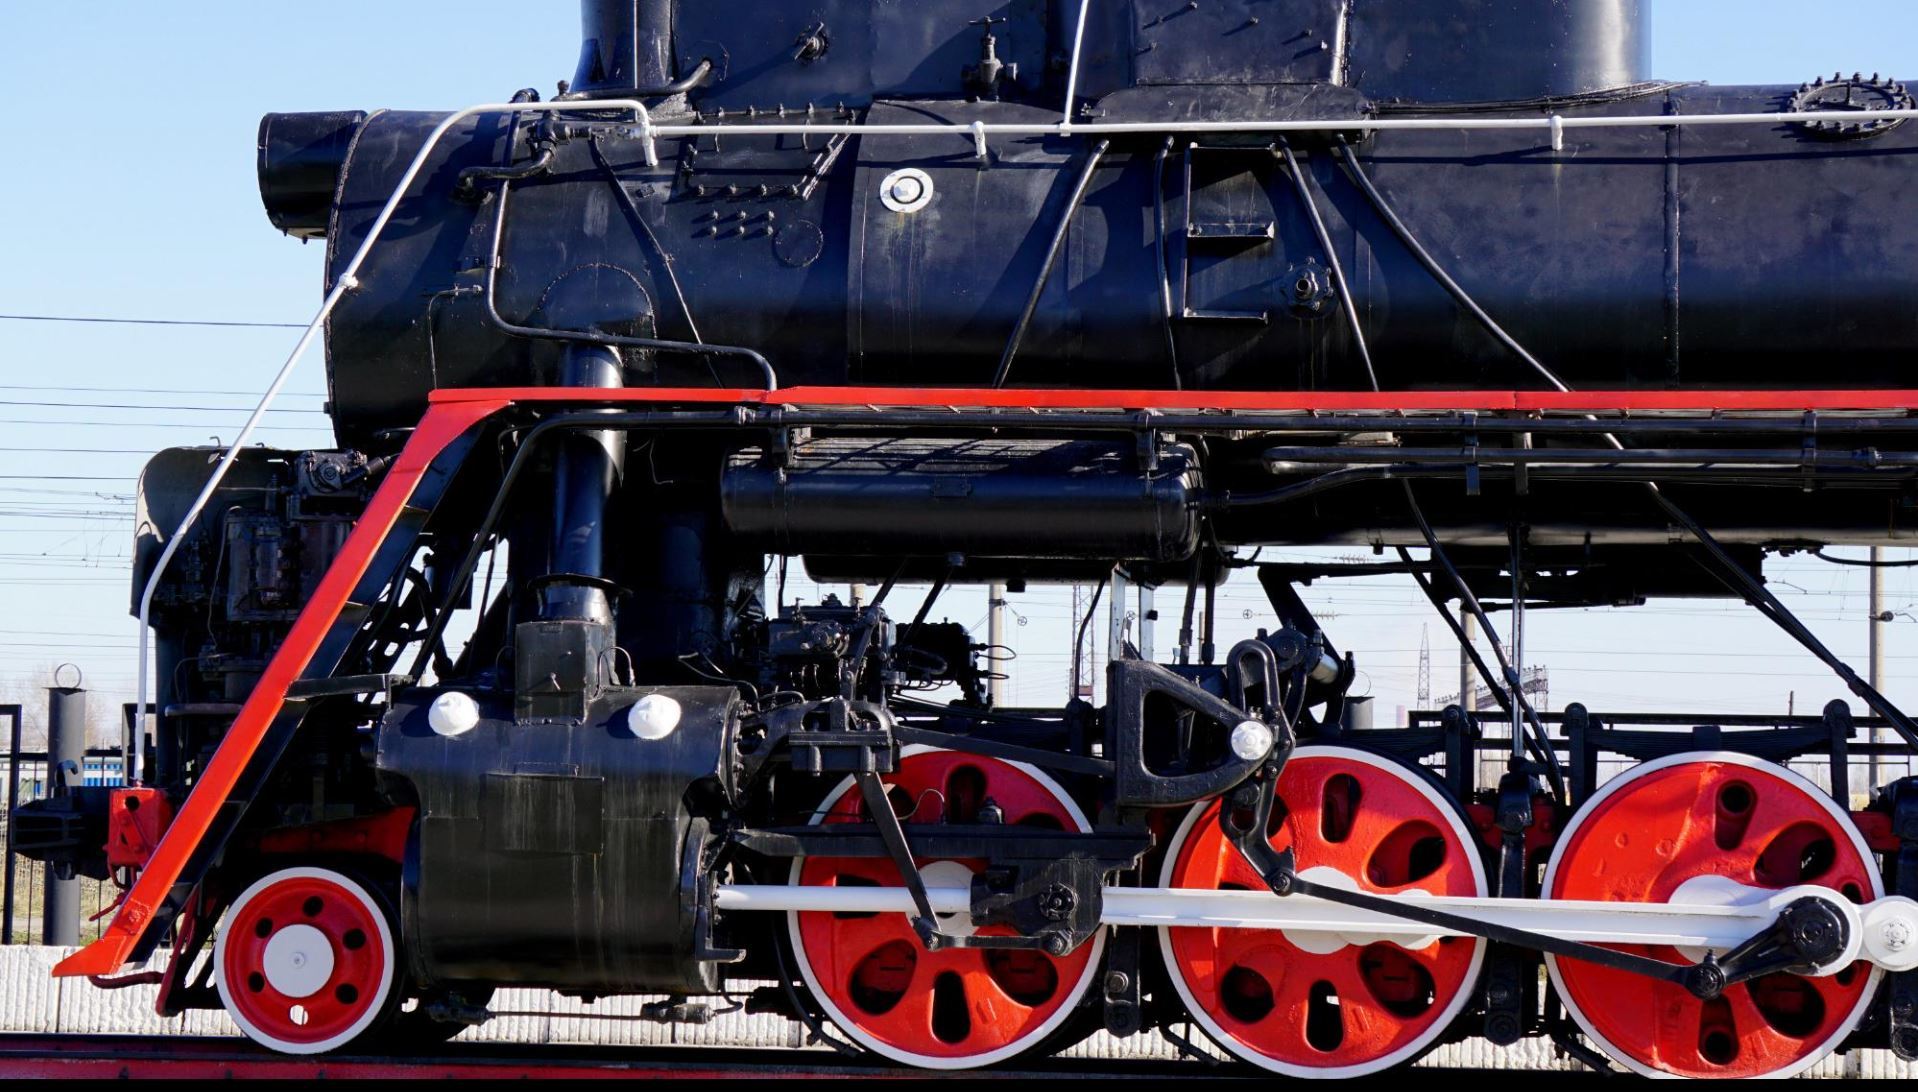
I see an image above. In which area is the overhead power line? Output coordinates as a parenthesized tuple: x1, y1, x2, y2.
(0, 399, 328, 415)
(0, 313, 305, 330)
(0, 384, 324, 399)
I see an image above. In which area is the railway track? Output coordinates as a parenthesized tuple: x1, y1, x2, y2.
(0, 1033, 1617, 1080)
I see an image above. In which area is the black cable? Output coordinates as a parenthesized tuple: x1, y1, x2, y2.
(992, 139, 1111, 388)
(1071, 569, 1112, 698)
(1278, 139, 1560, 793)
(1812, 548, 1918, 568)
(1401, 483, 1567, 801)
(1177, 550, 1202, 665)
(770, 931, 862, 1058)
(1336, 144, 1568, 393)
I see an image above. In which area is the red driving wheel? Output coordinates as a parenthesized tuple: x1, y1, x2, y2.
(787, 747, 1104, 1069)
(1544, 753, 1881, 1079)
(1159, 746, 1488, 1077)
(214, 867, 398, 1054)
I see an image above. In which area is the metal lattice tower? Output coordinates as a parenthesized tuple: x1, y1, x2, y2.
(1417, 625, 1432, 705)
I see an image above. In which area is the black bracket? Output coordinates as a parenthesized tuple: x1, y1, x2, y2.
(768, 697, 899, 775)
(683, 817, 747, 966)
(1107, 659, 1290, 808)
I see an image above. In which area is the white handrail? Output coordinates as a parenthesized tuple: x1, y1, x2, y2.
(1060, 0, 1092, 129)
(129, 99, 654, 785)
(130, 92, 1918, 782)
(626, 108, 1918, 156)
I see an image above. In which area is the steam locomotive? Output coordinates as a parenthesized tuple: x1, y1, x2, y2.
(19, 0, 1918, 1078)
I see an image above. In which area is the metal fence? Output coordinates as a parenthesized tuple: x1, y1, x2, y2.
(2, 699, 126, 946)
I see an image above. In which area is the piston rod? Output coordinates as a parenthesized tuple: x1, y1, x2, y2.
(714, 880, 1918, 975)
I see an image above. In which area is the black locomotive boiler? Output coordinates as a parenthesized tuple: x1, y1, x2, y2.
(20, 0, 1918, 1078)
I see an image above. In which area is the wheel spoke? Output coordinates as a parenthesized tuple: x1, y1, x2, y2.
(1160, 747, 1487, 1076)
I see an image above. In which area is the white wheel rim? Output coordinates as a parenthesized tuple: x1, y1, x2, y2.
(1541, 751, 1884, 1080)
(213, 866, 397, 1055)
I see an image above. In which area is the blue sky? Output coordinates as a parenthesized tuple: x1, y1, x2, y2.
(0, 2, 1914, 737)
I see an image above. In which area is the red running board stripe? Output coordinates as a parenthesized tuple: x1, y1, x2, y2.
(55, 400, 505, 978)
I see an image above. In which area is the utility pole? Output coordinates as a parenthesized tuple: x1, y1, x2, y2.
(43, 670, 85, 947)
(1459, 613, 1477, 715)
(987, 582, 1007, 707)
(1871, 548, 1886, 785)
(1108, 570, 1130, 665)
(1138, 584, 1156, 662)
(1070, 584, 1084, 702)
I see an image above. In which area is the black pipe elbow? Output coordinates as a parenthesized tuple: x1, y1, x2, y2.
(257, 110, 367, 240)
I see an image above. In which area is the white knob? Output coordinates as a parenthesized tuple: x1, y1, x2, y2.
(889, 175, 925, 205)
(1229, 720, 1275, 761)
(626, 693, 683, 740)
(427, 691, 481, 737)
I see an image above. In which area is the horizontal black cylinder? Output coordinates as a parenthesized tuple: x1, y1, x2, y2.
(723, 438, 1202, 563)
(257, 111, 366, 240)
(378, 684, 738, 993)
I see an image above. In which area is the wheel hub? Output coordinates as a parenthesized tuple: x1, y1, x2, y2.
(260, 923, 335, 998)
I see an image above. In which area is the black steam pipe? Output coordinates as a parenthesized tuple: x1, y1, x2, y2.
(405, 408, 746, 681)
(992, 139, 1111, 389)
(557, 57, 716, 100)
(1262, 446, 1918, 469)
(543, 344, 625, 626)
(483, 178, 778, 389)
(455, 146, 556, 199)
